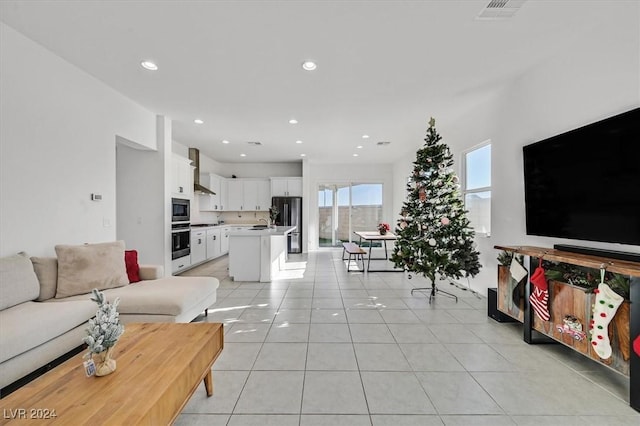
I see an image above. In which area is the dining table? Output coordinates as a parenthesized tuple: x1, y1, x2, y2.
(353, 231, 402, 272)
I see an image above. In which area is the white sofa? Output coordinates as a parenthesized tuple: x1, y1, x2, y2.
(0, 247, 218, 391)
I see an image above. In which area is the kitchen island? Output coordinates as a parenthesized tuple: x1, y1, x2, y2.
(228, 226, 296, 282)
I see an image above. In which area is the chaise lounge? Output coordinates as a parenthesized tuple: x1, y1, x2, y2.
(0, 241, 218, 393)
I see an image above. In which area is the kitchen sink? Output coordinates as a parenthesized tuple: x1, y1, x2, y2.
(252, 225, 268, 229)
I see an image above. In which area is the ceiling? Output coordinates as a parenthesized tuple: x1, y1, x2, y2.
(0, 1, 629, 164)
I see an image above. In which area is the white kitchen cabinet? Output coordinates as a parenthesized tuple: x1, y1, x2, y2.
(226, 179, 244, 211)
(256, 179, 271, 210)
(172, 255, 191, 274)
(271, 177, 302, 197)
(219, 179, 227, 211)
(221, 227, 230, 254)
(172, 155, 193, 198)
(206, 228, 222, 259)
(243, 180, 258, 210)
(226, 179, 270, 211)
(199, 174, 225, 211)
(190, 229, 206, 264)
(243, 179, 270, 211)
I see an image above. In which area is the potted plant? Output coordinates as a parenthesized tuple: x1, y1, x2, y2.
(83, 288, 125, 376)
(269, 205, 279, 228)
(377, 222, 390, 235)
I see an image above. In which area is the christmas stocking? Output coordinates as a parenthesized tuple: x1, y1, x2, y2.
(529, 259, 550, 321)
(589, 282, 624, 360)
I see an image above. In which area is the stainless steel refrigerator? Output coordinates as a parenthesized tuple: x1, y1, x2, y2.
(272, 196, 302, 253)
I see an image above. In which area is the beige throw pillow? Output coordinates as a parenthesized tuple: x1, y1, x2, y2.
(0, 252, 40, 310)
(31, 257, 58, 301)
(55, 241, 129, 299)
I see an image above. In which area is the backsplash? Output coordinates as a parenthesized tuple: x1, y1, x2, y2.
(219, 211, 269, 225)
(190, 195, 271, 225)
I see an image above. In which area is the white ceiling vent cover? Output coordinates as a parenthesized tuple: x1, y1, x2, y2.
(377, 141, 391, 146)
(477, 0, 526, 20)
(247, 141, 262, 146)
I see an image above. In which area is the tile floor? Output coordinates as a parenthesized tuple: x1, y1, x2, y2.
(177, 250, 639, 425)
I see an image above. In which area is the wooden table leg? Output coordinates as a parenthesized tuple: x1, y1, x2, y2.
(204, 370, 213, 397)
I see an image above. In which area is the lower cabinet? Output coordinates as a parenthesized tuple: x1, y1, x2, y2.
(221, 228, 230, 254)
(206, 228, 222, 260)
(191, 230, 207, 264)
(172, 255, 191, 274)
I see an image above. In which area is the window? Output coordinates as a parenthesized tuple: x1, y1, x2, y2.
(462, 142, 491, 236)
(317, 183, 383, 247)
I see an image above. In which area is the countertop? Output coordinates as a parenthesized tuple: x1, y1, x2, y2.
(227, 225, 296, 236)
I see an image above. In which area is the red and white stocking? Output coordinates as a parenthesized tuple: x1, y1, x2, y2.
(529, 261, 550, 321)
(589, 282, 624, 360)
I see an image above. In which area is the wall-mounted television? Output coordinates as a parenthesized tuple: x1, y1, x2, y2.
(523, 107, 640, 246)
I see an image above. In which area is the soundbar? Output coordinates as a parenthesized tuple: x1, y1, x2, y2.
(553, 244, 640, 263)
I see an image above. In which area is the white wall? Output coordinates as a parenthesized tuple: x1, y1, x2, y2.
(216, 162, 302, 179)
(0, 23, 156, 257)
(116, 117, 173, 272)
(393, 11, 640, 296)
(307, 162, 394, 251)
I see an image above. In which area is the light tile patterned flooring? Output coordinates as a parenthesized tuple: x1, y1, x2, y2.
(177, 250, 639, 425)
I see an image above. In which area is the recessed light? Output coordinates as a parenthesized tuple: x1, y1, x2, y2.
(357, 145, 363, 149)
(353, 154, 359, 157)
(289, 119, 298, 124)
(302, 61, 317, 71)
(296, 140, 303, 144)
(140, 60, 158, 71)
(362, 134, 370, 139)
(240, 153, 246, 157)
(194, 119, 204, 124)
(300, 154, 306, 157)
(222, 140, 230, 144)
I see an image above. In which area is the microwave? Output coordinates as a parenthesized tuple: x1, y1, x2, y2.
(172, 198, 190, 223)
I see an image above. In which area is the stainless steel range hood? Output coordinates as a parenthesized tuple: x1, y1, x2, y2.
(188, 148, 216, 195)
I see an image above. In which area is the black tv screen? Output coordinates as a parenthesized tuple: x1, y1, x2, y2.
(523, 107, 640, 246)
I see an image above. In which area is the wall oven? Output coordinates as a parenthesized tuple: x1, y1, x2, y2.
(172, 198, 190, 223)
(171, 223, 191, 260)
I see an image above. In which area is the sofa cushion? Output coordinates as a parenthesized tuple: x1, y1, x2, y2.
(0, 252, 40, 310)
(0, 299, 97, 363)
(55, 241, 129, 299)
(49, 276, 218, 317)
(31, 257, 58, 301)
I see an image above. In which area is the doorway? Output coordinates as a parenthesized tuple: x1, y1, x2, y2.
(318, 183, 383, 247)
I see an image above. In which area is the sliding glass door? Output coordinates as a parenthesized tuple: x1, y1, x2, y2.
(318, 183, 383, 247)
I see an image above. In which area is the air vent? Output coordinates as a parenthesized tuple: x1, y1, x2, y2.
(247, 141, 262, 146)
(477, 0, 526, 20)
(377, 141, 391, 146)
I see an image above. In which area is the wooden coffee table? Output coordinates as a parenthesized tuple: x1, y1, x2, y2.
(0, 322, 223, 425)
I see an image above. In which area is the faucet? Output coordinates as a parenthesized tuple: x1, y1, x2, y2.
(258, 218, 268, 226)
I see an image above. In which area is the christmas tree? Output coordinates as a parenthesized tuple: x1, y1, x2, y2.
(391, 118, 481, 300)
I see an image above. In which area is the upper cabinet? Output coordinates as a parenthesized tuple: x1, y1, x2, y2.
(172, 155, 193, 198)
(271, 177, 302, 197)
(226, 179, 244, 211)
(199, 174, 227, 211)
(225, 178, 270, 211)
(256, 180, 271, 211)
